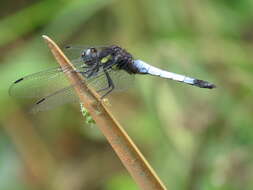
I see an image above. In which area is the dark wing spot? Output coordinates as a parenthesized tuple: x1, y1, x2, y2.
(65, 46, 71, 49)
(14, 78, 24, 84)
(193, 79, 216, 89)
(36, 98, 46, 105)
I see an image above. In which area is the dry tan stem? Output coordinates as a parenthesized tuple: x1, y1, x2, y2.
(42, 35, 167, 190)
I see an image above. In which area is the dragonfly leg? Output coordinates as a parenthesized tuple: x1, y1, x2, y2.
(100, 70, 115, 99)
(75, 67, 91, 75)
(86, 58, 101, 77)
(97, 70, 113, 93)
(77, 63, 99, 77)
(88, 64, 101, 78)
(97, 85, 111, 93)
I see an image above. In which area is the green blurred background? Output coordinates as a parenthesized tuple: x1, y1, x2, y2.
(0, 0, 253, 189)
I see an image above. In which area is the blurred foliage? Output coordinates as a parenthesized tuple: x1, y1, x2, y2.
(0, 0, 253, 189)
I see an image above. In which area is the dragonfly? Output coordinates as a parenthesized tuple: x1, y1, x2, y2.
(9, 45, 216, 113)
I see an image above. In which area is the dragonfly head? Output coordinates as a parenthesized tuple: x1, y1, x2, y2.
(81, 47, 98, 63)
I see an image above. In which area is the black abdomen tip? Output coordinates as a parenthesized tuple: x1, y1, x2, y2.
(193, 79, 216, 89)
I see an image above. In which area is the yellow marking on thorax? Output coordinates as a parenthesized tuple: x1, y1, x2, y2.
(101, 54, 112, 64)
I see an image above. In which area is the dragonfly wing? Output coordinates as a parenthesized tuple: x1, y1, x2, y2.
(9, 67, 68, 98)
(29, 69, 114, 113)
(108, 69, 134, 91)
(87, 68, 134, 93)
(9, 59, 86, 98)
(30, 85, 79, 113)
(64, 46, 85, 60)
(28, 66, 113, 113)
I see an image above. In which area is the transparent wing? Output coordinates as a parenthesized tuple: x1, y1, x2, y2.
(30, 67, 134, 113)
(9, 58, 85, 98)
(64, 46, 85, 60)
(88, 68, 134, 92)
(30, 85, 79, 113)
(28, 72, 102, 113)
(109, 69, 135, 91)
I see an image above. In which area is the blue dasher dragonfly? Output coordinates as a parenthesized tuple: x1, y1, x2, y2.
(9, 45, 216, 113)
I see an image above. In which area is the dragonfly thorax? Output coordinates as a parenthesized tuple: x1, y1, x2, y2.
(80, 45, 138, 74)
(100, 45, 138, 74)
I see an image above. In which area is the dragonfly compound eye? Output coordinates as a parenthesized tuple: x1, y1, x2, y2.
(84, 48, 97, 57)
(90, 48, 97, 53)
(81, 51, 86, 58)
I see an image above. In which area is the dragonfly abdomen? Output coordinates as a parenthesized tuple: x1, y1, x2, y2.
(133, 60, 216, 89)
